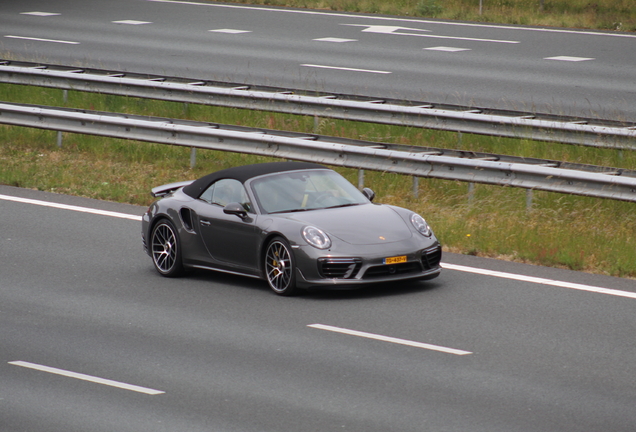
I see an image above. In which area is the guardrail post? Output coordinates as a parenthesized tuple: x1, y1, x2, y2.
(413, 177, 419, 199)
(468, 182, 475, 205)
(358, 169, 364, 189)
(190, 147, 197, 168)
(526, 189, 534, 211)
(58, 88, 67, 147)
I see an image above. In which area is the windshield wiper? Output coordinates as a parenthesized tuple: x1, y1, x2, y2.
(270, 203, 361, 213)
(269, 207, 315, 214)
(324, 202, 362, 209)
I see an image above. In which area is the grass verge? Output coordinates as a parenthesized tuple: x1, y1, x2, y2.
(1, 84, 635, 278)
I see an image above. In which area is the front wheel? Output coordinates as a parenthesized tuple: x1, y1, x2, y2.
(151, 219, 184, 277)
(264, 237, 298, 296)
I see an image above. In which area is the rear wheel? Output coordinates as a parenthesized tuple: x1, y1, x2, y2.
(264, 237, 297, 296)
(151, 219, 184, 277)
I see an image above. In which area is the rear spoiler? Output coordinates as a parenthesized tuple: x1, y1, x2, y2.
(151, 180, 194, 198)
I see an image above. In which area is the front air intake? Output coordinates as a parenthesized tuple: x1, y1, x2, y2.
(421, 244, 442, 269)
(318, 258, 362, 279)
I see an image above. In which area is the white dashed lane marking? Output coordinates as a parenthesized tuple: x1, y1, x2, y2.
(20, 12, 61, 16)
(112, 20, 152, 25)
(308, 324, 472, 355)
(313, 37, 357, 43)
(301, 64, 391, 74)
(544, 56, 595, 62)
(209, 29, 252, 34)
(425, 46, 471, 52)
(9, 361, 165, 395)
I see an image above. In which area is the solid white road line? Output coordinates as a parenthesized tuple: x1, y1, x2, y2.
(308, 324, 472, 355)
(4, 35, 79, 44)
(0, 194, 142, 221)
(301, 64, 391, 74)
(3, 192, 634, 299)
(9, 361, 164, 395)
(441, 263, 636, 299)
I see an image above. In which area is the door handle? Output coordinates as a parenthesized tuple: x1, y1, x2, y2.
(200, 220, 211, 226)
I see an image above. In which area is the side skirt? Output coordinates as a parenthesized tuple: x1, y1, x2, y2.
(188, 264, 262, 280)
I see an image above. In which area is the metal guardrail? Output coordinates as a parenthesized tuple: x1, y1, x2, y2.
(1, 60, 635, 149)
(1, 102, 635, 203)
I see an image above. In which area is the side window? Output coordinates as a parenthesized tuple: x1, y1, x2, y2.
(199, 183, 215, 204)
(200, 179, 251, 211)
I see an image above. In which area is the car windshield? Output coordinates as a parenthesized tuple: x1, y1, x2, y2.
(251, 169, 369, 214)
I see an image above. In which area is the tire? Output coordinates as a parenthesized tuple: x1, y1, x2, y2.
(150, 219, 184, 277)
(264, 237, 298, 296)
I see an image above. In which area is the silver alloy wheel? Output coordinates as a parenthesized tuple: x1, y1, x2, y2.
(265, 238, 296, 295)
(152, 221, 180, 275)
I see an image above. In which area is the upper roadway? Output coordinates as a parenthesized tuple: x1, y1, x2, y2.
(1, 0, 635, 121)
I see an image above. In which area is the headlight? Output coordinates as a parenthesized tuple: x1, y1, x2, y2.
(410, 213, 432, 237)
(302, 226, 332, 249)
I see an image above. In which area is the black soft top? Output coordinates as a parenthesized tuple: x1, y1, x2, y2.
(182, 161, 327, 198)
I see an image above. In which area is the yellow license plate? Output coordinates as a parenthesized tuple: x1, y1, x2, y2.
(384, 255, 407, 265)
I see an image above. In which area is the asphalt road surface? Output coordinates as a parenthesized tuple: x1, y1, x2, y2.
(1, 0, 636, 121)
(1, 185, 635, 432)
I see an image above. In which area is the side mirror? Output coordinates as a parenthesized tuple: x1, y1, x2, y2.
(362, 187, 375, 202)
(223, 202, 248, 219)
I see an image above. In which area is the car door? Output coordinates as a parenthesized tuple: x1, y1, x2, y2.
(197, 179, 261, 272)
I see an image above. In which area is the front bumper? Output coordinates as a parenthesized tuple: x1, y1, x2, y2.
(293, 240, 442, 289)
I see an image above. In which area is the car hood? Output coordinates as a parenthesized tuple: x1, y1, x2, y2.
(286, 204, 413, 245)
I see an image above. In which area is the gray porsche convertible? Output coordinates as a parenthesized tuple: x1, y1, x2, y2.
(142, 162, 441, 295)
